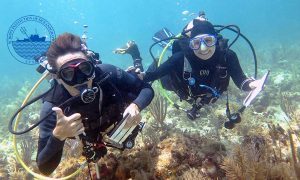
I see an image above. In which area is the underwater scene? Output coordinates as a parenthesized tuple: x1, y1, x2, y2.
(1, 0, 300, 179)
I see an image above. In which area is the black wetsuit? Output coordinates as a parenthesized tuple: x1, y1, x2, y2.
(37, 64, 154, 175)
(144, 48, 253, 102)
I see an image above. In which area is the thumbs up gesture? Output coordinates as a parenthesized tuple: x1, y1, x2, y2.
(52, 107, 85, 141)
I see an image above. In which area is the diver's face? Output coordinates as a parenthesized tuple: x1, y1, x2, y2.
(56, 52, 93, 96)
(190, 34, 216, 60)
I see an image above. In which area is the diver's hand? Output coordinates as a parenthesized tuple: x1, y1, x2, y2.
(52, 107, 85, 141)
(125, 66, 136, 72)
(123, 104, 141, 128)
(249, 79, 261, 90)
(249, 71, 270, 90)
(125, 66, 145, 80)
(123, 103, 140, 118)
(137, 72, 145, 80)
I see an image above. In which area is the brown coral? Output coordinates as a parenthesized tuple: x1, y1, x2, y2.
(153, 133, 226, 179)
(53, 157, 82, 178)
(221, 133, 300, 180)
(148, 92, 168, 129)
(0, 156, 8, 179)
(179, 168, 207, 180)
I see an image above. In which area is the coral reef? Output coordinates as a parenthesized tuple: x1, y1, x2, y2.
(7, 157, 30, 180)
(221, 132, 300, 180)
(76, 132, 227, 179)
(0, 155, 8, 179)
(178, 168, 206, 180)
(53, 157, 82, 178)
(18, 132, 36, 166)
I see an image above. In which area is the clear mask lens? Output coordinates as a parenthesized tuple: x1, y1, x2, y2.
(203, 35, 216, 47)
(189, 35, 217, 50)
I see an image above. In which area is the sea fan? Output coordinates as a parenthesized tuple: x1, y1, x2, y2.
(179, 168, 207, 180)
(221, 141, 269, 180)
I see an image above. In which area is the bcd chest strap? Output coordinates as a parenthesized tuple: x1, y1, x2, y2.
(180, 53, 230, 104)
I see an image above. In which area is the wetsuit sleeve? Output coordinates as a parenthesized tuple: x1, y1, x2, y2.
(100, 64, 154, 110)
(117, 69, 154, 110)
(143, 53, 182, 82)
(226, 50, 254, 91)
(131, 81, 154, 110)
(36, 101, 65, 175)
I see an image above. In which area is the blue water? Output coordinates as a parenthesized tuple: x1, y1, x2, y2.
(0, 0, 299, 97)
(0, 1, 300, 178)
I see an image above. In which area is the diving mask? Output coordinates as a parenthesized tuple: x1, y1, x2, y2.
(189, 34, 217, 50)
(58, 59, 95, 86)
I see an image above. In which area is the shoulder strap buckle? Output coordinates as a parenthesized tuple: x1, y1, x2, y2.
(183, 56, 192, 80)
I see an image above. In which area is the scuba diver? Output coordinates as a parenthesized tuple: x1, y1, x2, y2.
(114, 12, 265, 123)
(9, 32, 154, 176)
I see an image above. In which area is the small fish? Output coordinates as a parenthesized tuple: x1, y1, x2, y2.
(182, 10, 189, 15)
(73, 21, 79, 24)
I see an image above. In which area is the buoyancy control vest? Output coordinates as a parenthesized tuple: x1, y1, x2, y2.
(43, 66, 130, 142)
(162, 37, 230, 104)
